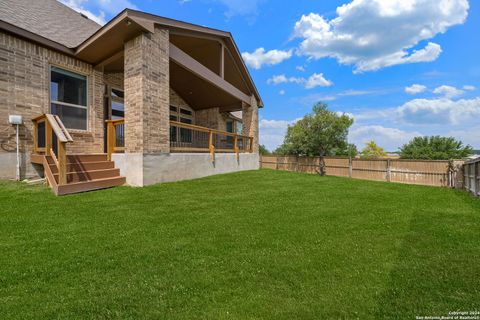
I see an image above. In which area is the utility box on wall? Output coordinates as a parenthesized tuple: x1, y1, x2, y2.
(9, 115, 23, 125)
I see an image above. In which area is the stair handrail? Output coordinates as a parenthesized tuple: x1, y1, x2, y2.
(32, 114, 73, 186)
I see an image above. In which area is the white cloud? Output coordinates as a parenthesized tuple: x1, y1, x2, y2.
(242, 48, 293, 70)
(405, 84, 427, 95)
(305, 73, 333, 88)
(267, 73, 332, 89)
(216, 0, 265, 18)
(279, 90, 286, 95)
(96, 0, 137, 14)
(337, 89, 377, 97)
(60, 0, 138, 25)
(259, 118, 299, 151)
(293, 0, 469, 72)
(296, 65, 306, 72)
(267, 74, 288, 85)
(397, 97, 480, 125)
(463, 85, 476, 91)
(349, 125, 421, 151)
(433, 85, 464, 98)
(446, 126, 480, 149)
(60, 0, 106, 24)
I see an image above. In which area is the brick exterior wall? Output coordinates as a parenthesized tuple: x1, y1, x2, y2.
(124, 28, 170, 154)
(0, 31, 105, 155)
(0, 27, 259, 180)
(104, 72, 124, 89)
(243, 95, 259, 153)
(0, 31, 106, 179)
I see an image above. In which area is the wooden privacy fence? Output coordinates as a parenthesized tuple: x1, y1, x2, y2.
(261, 156, 464, 188)
(463, 158, 480, 196)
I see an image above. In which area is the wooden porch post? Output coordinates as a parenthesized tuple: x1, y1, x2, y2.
(234, 135, 239, 160)
(209, 130, 215, 162)
(106, 121, 115, 161)
(57, 140, 67, 185)
(45, 120, 52, 152)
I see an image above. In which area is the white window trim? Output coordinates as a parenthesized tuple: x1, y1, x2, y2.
(49, 65, 89, 132)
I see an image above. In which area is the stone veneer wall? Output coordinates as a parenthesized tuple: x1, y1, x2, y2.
(0, 31, 104, 179)
(124, 28, 170, 154)
(195, 107, 223, 130)
(243, 95, 259, 153)
(170, 88, 190, 112)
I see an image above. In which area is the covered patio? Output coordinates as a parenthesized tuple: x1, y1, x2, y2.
(75, 10, 262, 186)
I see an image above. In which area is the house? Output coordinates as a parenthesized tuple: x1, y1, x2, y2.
(0, 0, 262, 195)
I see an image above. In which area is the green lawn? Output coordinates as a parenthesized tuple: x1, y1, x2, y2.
(0, 170, 479, 319)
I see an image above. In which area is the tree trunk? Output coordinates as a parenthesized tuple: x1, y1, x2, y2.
(319, 149, 326, 176)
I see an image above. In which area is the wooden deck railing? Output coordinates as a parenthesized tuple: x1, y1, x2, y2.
(32, 114, 73, 185)
(106, 119, 125, 160)
(170, 121, 253, 160)
(105, 119, 253, 161)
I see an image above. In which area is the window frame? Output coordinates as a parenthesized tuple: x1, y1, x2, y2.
(105, 84, 124, 120)
(169, 104, 195, 144)
(49, 65, 89, 132)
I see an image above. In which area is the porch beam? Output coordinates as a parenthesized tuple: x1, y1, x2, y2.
(219, 105, 242, 112)
(94, 50, 123, 70)
(220, 43, 225, 79)
(169, 42, 251, 106)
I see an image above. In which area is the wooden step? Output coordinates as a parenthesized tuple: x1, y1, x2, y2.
(53, 168, 121, 183)
(49, 161, 115, 173)
(46, 154, 108, 165)
(66, 154, 108, 163)
(31, 153, 126, 196)
(56, 176, 126, 196)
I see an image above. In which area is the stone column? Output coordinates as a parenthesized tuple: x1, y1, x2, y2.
(242, 95, 259, 154)
(124, 28, 170, 154)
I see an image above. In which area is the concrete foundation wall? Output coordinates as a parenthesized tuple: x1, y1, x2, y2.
(0, 152, 43, 180)
(112, 153, 260, 187)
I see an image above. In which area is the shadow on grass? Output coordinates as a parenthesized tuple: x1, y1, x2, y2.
(374, 192, 480, 319)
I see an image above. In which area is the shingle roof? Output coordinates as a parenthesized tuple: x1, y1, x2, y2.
(0, 0, 101, 48)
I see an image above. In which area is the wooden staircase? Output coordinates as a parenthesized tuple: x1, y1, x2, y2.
(31, 114, 125, 196)
(32, 153, 126, 196)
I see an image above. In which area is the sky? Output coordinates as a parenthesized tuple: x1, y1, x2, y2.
(61, 0, 480, 152)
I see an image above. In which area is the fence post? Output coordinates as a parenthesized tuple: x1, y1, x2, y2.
(296, 156, 299, 172)
(475, 162, 479, 196)
(349, 157, 353, 178)
(387, 159, 391, 182)
(275, 156, 279, 170)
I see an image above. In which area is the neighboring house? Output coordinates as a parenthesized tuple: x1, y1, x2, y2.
(466, 150, 480, 160)
(0, 0, 262, 195)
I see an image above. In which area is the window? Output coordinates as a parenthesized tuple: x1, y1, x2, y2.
(50, 66, 87, 130)
(226, 120, 234, 133)
(110, 88, 124, 120)
(236, 121, 243, 135)
(170, 105, 194, 143)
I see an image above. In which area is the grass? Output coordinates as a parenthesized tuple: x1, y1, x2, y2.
(0, 169, 479, 319)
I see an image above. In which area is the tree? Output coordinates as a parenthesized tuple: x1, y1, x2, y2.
(332, 143, 358, 158)
(399, 136, 473, 160)
(259, 144, 271, 156)
(360, 141, 387, 159)
(276, 102, 354, 174)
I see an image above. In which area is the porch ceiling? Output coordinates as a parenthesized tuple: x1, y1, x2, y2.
(170, 61, 243, 111)
(101, 56, 245, 111)
(76, 12, 150, 65)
